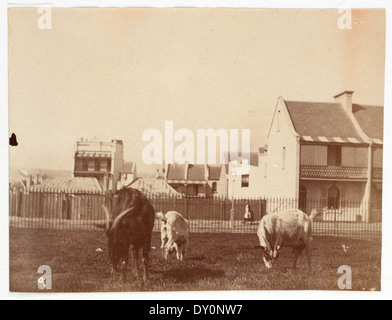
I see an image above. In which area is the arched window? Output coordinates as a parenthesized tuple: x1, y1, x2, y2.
(299, 185, 307, 212)
(328, 187, 340, 209)
(212, 182, 218, 194)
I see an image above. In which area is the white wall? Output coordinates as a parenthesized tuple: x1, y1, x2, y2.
(260, 98, 299, 198)
(228, 164, 263, 198)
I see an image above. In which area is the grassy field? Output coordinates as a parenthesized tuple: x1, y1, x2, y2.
(9, 227, 381, 292)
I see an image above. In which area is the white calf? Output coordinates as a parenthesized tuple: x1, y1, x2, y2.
(156, 211, 189, 262)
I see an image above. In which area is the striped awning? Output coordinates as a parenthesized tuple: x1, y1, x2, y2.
(167, 180, 207, 185)
(301, 136, 366, 144)
(75, 151, 111, 158)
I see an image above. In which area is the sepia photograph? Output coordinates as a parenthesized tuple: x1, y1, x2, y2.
(5, 4, 387, 297)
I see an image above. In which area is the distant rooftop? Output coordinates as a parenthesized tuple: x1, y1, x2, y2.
(123, 161, 136, 173)
(30, 176, 102, 193)
(129, 178, 180, 196)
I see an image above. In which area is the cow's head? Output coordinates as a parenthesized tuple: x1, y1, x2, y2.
(259, 237, 281, 269)
(158, 213, 175, 258)
(102, 205, 134, 271)
(159, 213, 168, 244)
(261, 247, 280, 269)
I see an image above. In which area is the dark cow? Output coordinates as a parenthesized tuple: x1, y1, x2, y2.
(101, 188, 154, 283)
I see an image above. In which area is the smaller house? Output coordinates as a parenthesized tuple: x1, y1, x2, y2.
(73, 137, 124, 192)
(226, 152, 264, 199)
(30, 176, 103, 193)
(165, 163, 227, 197)
(9, 170, 45, 191)
(28, 176, 103, 220)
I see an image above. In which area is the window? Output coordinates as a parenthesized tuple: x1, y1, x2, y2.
(241, 175, 249, 188)
(212, 182, 218, 193)
(327, 146, 342, 166)
(328, 187, 340, 209)
(83, 159, 88, 171)
(100, 160, 108, 172)
(277, 110, 280, 132)
(87, 160, 95, 172)
(95, 159, 100, 172)
(282, 147, 286, 170)
(341, 147, 368, 167)
(74, 159, 84, 171)
(373, 148, 383, 168)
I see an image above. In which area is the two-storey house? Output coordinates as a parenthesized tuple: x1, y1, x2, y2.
(259, 91, 383, 222)
(73, 138, 124, 192)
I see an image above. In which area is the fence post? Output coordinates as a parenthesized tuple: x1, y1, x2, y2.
(230, 197, 235, 228)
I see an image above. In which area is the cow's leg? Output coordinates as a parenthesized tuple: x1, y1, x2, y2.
(142, 242, 151, 283)
(133, 248, 140, 279)
(292, 248, 300, 269)
(164, 239, 175, 260)
(274, 236, 283, 255)
(163, 248, 169, 260)
(292, 243, 305, 269)
(181, 242, 187, 262)
(121, 256, 128, 283)
(161, 237, 168, 259)
(110, 266, 115, 277)
(305, 239, 312, 269)
(173, 242, 180, 261)
(165, 239, 175, 252)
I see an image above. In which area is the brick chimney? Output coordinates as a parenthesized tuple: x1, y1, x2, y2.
(334, 91, 354, 114)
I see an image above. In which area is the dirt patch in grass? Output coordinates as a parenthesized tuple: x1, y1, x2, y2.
(9, 227, 381, 292)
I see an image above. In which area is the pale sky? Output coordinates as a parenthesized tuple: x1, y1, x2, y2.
(8, 8, 385, 174)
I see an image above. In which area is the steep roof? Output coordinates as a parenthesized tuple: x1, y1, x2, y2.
(166, 164, 225, 182)
(30, 176, 102, 193)
(208, 165, 222, 180)
(187, 165, 206, 181)
(352, 104, 384, 141)
(285, 101, 364, 141)
(123, 161, 135, 173)
(166, 164, 186, 180)
(129, 178, 180, 196)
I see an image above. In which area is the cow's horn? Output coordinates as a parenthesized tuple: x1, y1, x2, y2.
(102, 205, 111, 232)
(111, 206, 135, 230)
